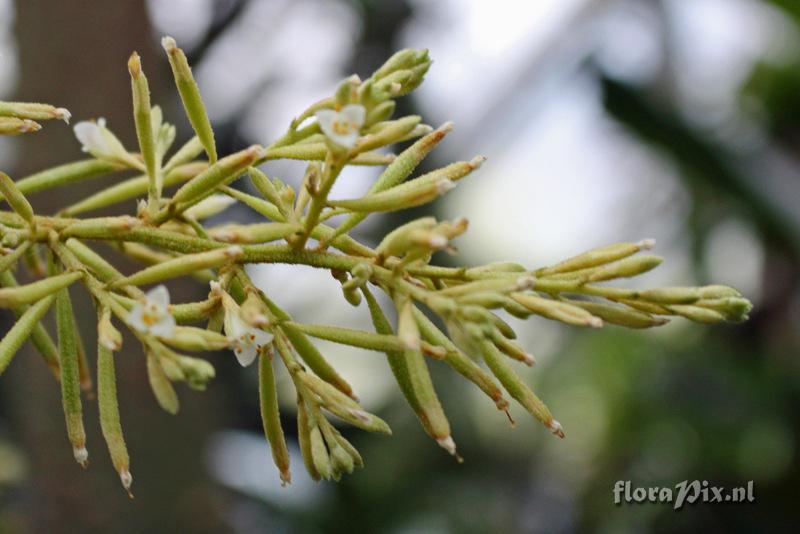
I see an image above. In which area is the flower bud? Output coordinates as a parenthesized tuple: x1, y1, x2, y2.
(0, 293, 56, 376)
(111, 246, 243, 288)
(162, 36, 217, 163)
(536, 239, 656, 276)
(0, 101, 71, 122)
(584, 255, 663, 282)
(0, 270, 83, 308)
(73, 118, 142, 169)
(0, 117, 41, 135)
(0, 171, 35, 223)
(146, 351, 180, 414)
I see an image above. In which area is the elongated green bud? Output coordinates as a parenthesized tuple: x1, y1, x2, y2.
(61, 162, 207, 216)
(637, 286, 717, 304)
(330, 124, 453, 242)
(666, 304, 727, 323)
(490, 330, 536, 366)
(98, 305, 123, 351)
(0, 271, 60, 378)
(298, 371, 391, 434)
(110, 246, 243, 287)
(328, 175, 456, 213)
(60, 216, 141, 239)
(259, 143, 395, 166)
(694, 297, 752, 322)
(395, 294, 457, 458)
(319, 419, 354, 476)
(97, 343, 132, 497)
(183, 194, 236, 221)
(248, 167, 287, 212)
(146, 352, 179, 414)
(436, 275, 535, 299)
(259, 352, 291, 485)
(128, 52, 158, 210)
(309, 423, 333, 480)
(159, 326, 230, 352)
(363, 285, 423, 410)
(166, 145, 261, 211)
(537, 239, 655, 276)
(354, 116, 420, 153)
(512, 294, 603, 328)
(210, 222, 301, 244)
(0, 117, 41, 135)
(12, 159, 121, 196)
(477, 335, 563, 437)
(162, 36, 217, 163)
(164, 136, 204, 173)
(584, 255, 663, 282)
(286, 322, 412, 353)
(0, 101, 70, 122)
(569, 300, 668, 329)
(296, 395, 321, 481)
(0, 172, 35, 223)
(371, 48, 430, 82)
(0, 293, 56, 376)
(56, 287, 88, 467)
(412, 306, 509, 412)
(328, 424, 363, 468)
(364, 100, 396, 127)
(0, 270, 82, 308)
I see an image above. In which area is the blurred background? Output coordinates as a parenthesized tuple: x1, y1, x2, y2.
(1, 0, 799, 532)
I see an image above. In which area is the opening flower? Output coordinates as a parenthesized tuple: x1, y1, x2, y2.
(73, 118, 130, 163)
(226, 314, 273, 367)
(315, 104, 365, 149)
(128, 285, 176, 338)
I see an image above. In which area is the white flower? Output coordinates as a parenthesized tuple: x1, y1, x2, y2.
(128, 285, 176, 338)
(315, 104, 366, 149)
(227, 314, 273, 367)
(73, 118, 128, 161)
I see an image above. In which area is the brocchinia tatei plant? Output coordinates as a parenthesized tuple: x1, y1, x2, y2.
(0, 38, 752, 497)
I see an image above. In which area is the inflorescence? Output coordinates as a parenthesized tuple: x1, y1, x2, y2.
(0, 38, 752, 496)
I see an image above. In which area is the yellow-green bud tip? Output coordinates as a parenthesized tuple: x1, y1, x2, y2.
(127, 52, 142, 78)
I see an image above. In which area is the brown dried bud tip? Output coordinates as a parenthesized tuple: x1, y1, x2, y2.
(548, 419, 565, 439)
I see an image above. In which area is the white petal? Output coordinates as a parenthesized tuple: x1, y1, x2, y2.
(146, 285, 171, 309)
(253, 329, 274, 348)
(227, 313, 249, 340)
(127, 304, 147, 333)
(149, 314, 176, 338)
(235, 345, 259, 367)
(340, 104, 366, 128)
(315, 109, 337, 136)
(73, 121, 99, 152)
